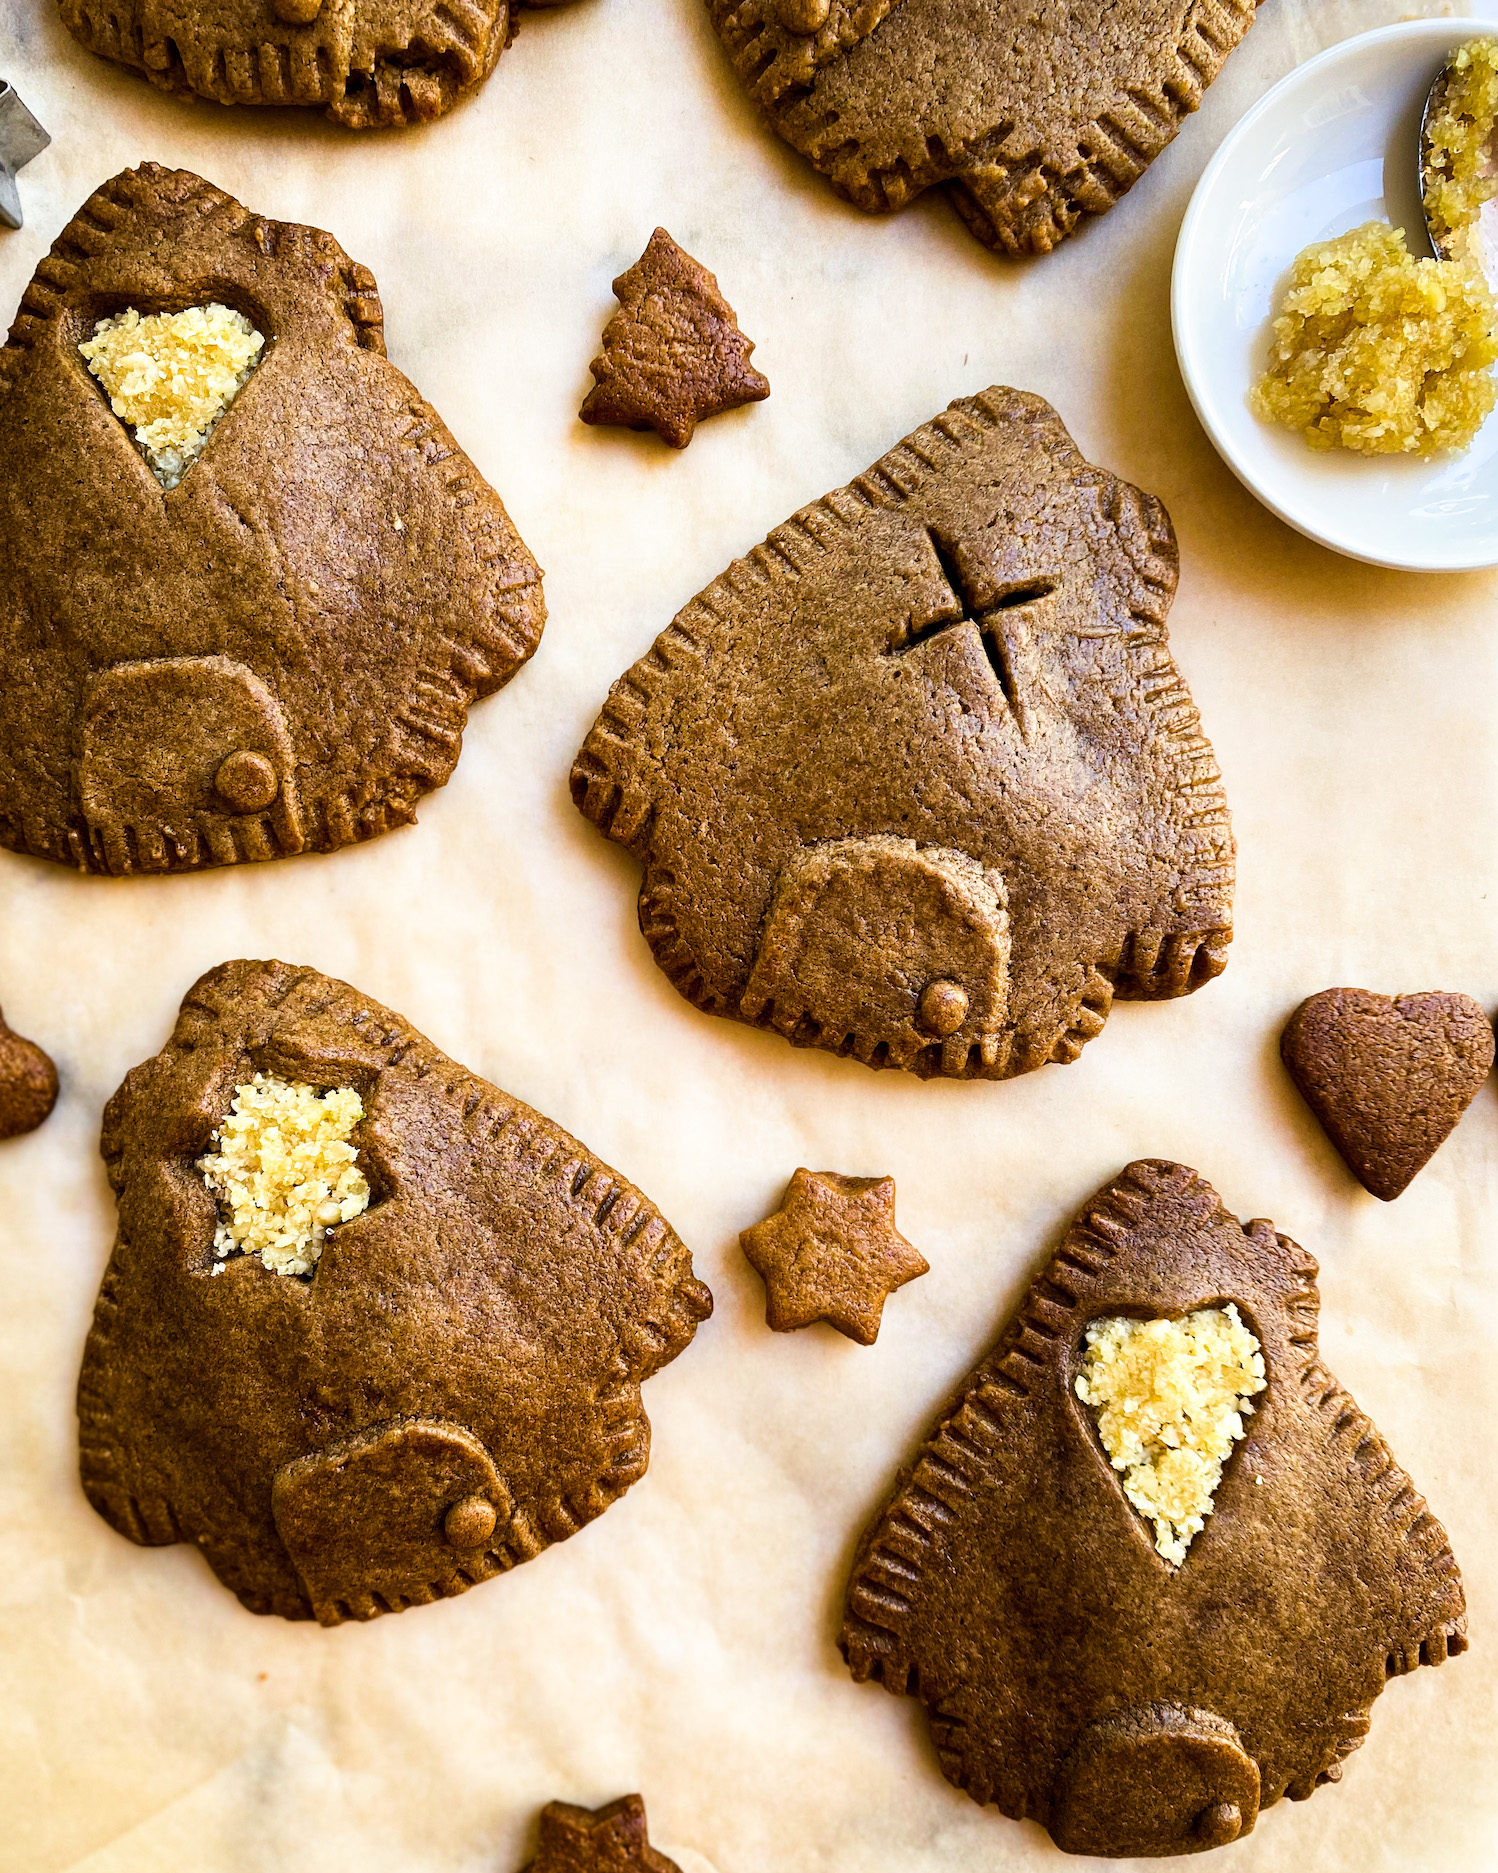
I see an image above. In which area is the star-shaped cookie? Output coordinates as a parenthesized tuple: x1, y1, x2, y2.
(521, 1796, 682, 1873)
(740, 1169, 928, 1344)
(580, 228, 769, 448)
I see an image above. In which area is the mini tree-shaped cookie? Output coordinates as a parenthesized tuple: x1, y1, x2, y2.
(572, 388, 1233, 1080)
(581, 228, 769, 448)
(0, 167, 544, 875)
(842, 1160, 1466, 1856)
(76, 961, 712, 1623)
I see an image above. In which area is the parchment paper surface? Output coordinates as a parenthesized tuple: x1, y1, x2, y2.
(3, 0, 1498, 1867)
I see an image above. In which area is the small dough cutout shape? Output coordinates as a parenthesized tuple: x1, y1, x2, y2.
(1074, 1305, 1265, 1565)
(842, 1160, 1467, 1858)
(519, 1796, 683, 1873)
(1281, 988, 1495, 1200)
(703, 0, 1261, 257)
(572, 388, 1233, 1081)
(739, 1168, 928, 1343)
(57, 0, 583, 129)
(580, 228, 769, 448)
(0, 166, 544, 877)
(77, 961, 712, 1624)
(0, 1004, 58, 1140)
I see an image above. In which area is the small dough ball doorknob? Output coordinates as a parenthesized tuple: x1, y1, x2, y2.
(215, 750, 280, 815)
(1195, 1801, 1244, 1847)
(272, 0, 325, 23)
(918, 979, 969, 1038)
(443, 1493, 498, 1551)
(778, 0, 832, 30)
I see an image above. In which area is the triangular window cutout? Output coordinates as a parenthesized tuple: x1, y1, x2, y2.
(197, 1072, 370, 1278)
(1074, 1304, 1265, 1564)
(79, 302, 264, 487)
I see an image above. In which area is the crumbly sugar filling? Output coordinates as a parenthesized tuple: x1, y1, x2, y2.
(198, 1073, 369, 1277)
(1074, 1304, 1266, 1565)
(1424, 37, 1498, 261)
(1250, 222, 1498, 455)
(79, 304, 265, 488)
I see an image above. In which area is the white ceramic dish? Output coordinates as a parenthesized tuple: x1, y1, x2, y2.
(1172, 18, 1498, 571)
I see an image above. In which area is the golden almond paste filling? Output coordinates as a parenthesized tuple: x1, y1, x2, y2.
(198, 1073, 370, 1277)
(1251, 222, 1498, 455)
(1074, 1304, 1266, 1565)
(79, 303, 264, 487)
(1424, 37, 1498, 262)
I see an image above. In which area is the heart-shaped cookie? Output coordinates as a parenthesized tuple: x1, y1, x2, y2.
(1281, 988, 1494, 1200)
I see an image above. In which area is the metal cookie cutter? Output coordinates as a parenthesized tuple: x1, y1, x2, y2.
(0, 82, 50, 231)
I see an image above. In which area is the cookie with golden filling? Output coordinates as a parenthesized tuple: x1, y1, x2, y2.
(76, 961, 712, 1624)
(0, 166, 544, 876)
(57, 0, 581, 130)
(704, 0, 1263, 256)
(842, 1160, 1466, 1857)
(572, 388, 1233, 1081)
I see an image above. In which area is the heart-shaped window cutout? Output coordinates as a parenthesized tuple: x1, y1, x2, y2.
(79, 303, 265, 488)
(1074, 1305, 1266, 1566)
(197, 1073, 371, 1279)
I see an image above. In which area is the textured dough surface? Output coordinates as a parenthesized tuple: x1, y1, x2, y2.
(3, 1, 1497, 1869)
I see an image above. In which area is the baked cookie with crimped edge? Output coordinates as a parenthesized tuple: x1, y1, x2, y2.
(571, 387, 1233, 1082)
(841, 1159, 1467, 1857)
(76, 960, 712, 1624)
(0, 165, 544, 877)
(57, 0, 581, 130)
(705, 0, 1262, 257)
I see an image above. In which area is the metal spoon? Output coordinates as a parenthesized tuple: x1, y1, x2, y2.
(1420, 52, 1498, 280)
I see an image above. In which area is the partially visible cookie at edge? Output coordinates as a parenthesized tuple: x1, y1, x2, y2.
(841, 1159, 1467, 1857)
(1282, 987, 1494, 1199)
(76, 960, 712, 1623)
(57, 0, 583, 130)
(0, 165, 544, 876)
(519, 1795, 683, 1873)
(0, 1005, 58, 1140)
(703, 0, 1263, 256)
